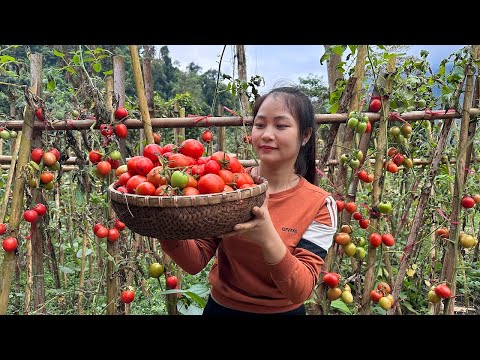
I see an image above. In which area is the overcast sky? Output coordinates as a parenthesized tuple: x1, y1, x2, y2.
(158, 45, 465, 91)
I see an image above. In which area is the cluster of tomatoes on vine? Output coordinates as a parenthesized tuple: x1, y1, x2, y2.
(1, 203, 47, 254)
(27, 147, 62, 190)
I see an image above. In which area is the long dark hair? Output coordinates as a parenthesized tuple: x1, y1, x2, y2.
(252, 86, 318, 185)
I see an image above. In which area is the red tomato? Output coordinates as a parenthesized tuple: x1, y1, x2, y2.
(42, 152, 57, 167)
(204, 159, 221, 175)
(370, 289, 383, 302)
(114, 124, 128, 138)
(322, 272, 339, 288)
(226, 156, 244, 173)
(353, 212, 363, 220)
(359, 218, 370, 229)
(197, 174, 225, 194)
(166, 276, 178, 289)
(218, 169, 234, 186)
(135, 157, 154, 177)
(96, 226, 108, 238)
(168, 153, 191, 169)
(162, 143, 176, 153)
(243, 135, 252, 144)
(126, 175, 147, 194)
(369, 233, 382, 247)
(40, 172, 54, 184)
(201, 130, 214, 143)
(365, 121, 372, 133)
(211, 151, 230, 165)
(135, 181, 156, 196)
(461, 196, 475, 209)
(0, 223, 6, 235)
(179, 139, 204, 159)
(23, 210, 38, 223)
(107, 228, 120, 242)
(369, 98, 382, 112)
(146, 166, 167, 187)
(96, 161, 112, 177)
(117, 172, 133, 187)
(393, 153, 405, 166)
(114, 219, 126, 231)
(120, 289, 135, 303)
(153, 132, 161, 144)
(143, 144, 163, 163)
(344, 202, 357, 214)
(381, 233, 395, 247)
(31, 148, 45, 163)
(33, 203, 47, 216)
(336, 200, 345, 212)
(126, 156, 142, 175)
(182, 186, 200, 196)
(357, 170, 369, 183)
(89, 150, 103, 164)
(35, 108, 44, 121)
(114, 107, 128, 120)
(93, 223, 103, 235)
(49, 148, 61, 161)
(99, 124, 113, 137)
(2, 237, 18, 252)
(386, 162, 398, 173)
(434, 284, 451, 299)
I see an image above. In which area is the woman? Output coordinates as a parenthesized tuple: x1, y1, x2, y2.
(159, 86, 337, 315)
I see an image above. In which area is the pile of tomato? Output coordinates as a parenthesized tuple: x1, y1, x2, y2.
(112, 138, 256, 196)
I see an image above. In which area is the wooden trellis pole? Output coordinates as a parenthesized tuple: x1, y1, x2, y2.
(360, 55, 395, 315)
(439, 45, 479, 315)
(129, 45, 154, 145)
(0, 53, 43, 314)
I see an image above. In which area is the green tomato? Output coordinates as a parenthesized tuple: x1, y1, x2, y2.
(389, 126, 401, 136)
(356, 122, 367, 133)
(417, 99, 426, 108)
(356, 246, 366, 260)
(356, 150, 364, 161)
(72, 110, 80, 118)
(0, 130, 10, 140)
(340, 153, 350, 164)
(110, 150, 122, 161)
(10, 130, 17, 138)
(148, 262, 164, 278)
(347, 117, 359, 129)
(362, 114, 369, 122)
(357, 236, 367, 247)
(48, 161, 60, 171)
(378, 201, 393, 214)
(349, 159, 360, 169)
(170, 170, 189, 189)
(349, 111, 357, 119)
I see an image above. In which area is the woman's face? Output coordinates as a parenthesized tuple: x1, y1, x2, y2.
(251, 95, 302, 168)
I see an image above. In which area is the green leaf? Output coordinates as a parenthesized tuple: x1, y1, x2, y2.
(93, 62, 101, 73)
(47, 79, 56, 92)
(330, 299, 352, 314)
(76, 248, 93, 258)
(0, 55, 16, 63)
(183, 291, 206, 307)
(59, 265, 74, 274)
(103, 70, 113, 75)
(329, 102, 339, 114)
(65, 67, 76, 74)
(177, 302, 203, 315)
(402, 301, 420, 314)
(332, 45, 346, 56)
(72, 54, 80, 65)
(29, 161, 40, 171)
(53, 49, 65, 58)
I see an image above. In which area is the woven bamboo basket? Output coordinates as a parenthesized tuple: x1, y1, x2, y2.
(108, 176, 268, 240)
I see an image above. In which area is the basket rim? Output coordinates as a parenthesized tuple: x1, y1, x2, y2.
(109, 175, 268, 208)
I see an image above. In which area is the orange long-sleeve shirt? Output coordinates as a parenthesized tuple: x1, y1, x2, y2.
(159, 177, 337, 314)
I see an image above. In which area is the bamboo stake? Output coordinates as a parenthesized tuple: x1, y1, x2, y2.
(3, 109, 480, 131)
(360, 55, 395, 315)
(0, 53, 42, 314)
(216, 105, 225, 152)
(77, 231, 88, 314)
(439, 46, 478, 315)
(105, 76, 118, 315)
(129, 45, 154, 145)
(0, 131, 22, 222)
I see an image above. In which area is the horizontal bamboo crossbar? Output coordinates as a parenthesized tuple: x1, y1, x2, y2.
(0, 108, 478, 130)
(1, 156, 477, 167)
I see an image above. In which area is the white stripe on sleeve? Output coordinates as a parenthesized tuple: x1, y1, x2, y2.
(302, 221, 337, 251)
